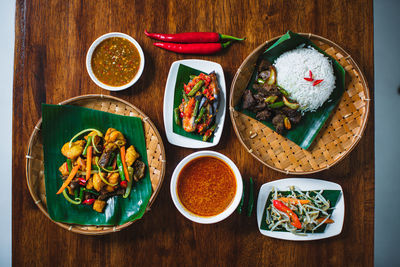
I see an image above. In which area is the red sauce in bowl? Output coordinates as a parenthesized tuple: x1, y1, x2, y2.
(177, 156, 236, 216)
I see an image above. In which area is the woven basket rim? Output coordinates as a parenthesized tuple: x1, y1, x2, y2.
(25, 94, 166, 235)
(229, 33, 370, 175)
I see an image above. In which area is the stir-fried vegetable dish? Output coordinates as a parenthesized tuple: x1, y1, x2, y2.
(57, 128, 146, 213)
(264, 186, 336, 235)
(174, 72, 220, 141)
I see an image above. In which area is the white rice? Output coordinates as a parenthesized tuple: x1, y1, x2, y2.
(273, 47, 335, 112)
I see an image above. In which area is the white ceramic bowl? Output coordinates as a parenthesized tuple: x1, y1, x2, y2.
(170, 151, 243, 224)
(86, 32, 145, 91)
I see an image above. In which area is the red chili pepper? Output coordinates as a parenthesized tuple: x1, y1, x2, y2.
(120, 181, 127, 188)
(309, 70, 313, 79)
(303, 77, 314, 82)
(313, 79, 324, 86)
(153, 42, 232, 55)
(82, 199, 95, 205)
(273, 200, 302, 229)
(145, 30, 244, 43)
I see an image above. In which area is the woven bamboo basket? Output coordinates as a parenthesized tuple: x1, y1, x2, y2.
(230, 33, 370, 175)
(26, 94, 166, 235)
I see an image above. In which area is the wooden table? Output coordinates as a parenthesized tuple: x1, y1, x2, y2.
(12, 0, 374, 266)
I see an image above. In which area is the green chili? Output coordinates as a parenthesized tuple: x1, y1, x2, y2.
(66, 159, 72, 173)
(82, 136, 92, 156)
(247, 178, 254, 217)
(189, 75, 196, 80)
(201, 85, 206, 93)
(123, 167, 134, 198)
(174, 107, 181, 126)
(268, 101, 284, 109)
(195, 107, 205, 123)
(91, 165, 114, 171)
(116, 153, 126, 181)
(188, 80, 204, 96)
(62, 188, 81, 205)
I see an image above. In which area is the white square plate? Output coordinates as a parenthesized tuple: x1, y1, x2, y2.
(256, 178, 344, 241)
(163, 59, 226, 148)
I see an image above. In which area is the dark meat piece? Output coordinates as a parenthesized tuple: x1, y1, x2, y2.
(98, 188, 125, 201)
(280, 107, 302, 124)
(69, 178, 80, 190)
(253, 92, 267, 102)
(98, 148, 115, 168)
(258, 70, 270, 80)
(272, 114, 285, 134)
(242, 90, 256, 110)
(253, 102, 267, 112)
(256, 110, 272, 121)
(258, 59, 271, 72)
(133, 160, 146, 181)
(252, 83, 263, 91)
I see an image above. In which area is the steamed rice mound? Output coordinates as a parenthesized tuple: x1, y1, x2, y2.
(273, 47, 335, 112)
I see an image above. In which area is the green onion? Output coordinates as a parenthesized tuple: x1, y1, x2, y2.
(95, 158, 118, 186)
(68, 128, 103, 148)
(62, 188, 81, 205)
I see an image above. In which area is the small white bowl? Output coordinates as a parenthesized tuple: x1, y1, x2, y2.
(86, 32, 145, 91)
(170, 151, 243, 224)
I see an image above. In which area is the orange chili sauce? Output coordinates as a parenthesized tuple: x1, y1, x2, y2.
(177, 156, 236, 216)
(91, 37, 140, 86)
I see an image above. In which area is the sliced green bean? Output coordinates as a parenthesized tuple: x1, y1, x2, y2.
(174, 107, 181, 126)
(188, 80, 204, 96)
(195, 107, 205, 123)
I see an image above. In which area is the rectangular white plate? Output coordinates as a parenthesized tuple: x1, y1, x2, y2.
(257, 178, 344, 241)
(163, 59, 226, 148)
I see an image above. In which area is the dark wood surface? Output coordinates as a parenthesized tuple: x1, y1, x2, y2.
(12, 0, 374, 266)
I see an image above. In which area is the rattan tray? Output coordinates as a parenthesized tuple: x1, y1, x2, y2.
(26, 94, 166, 235)
(230, 33, 370, 175)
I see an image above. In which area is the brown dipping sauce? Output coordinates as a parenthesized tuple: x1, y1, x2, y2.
(177, 156, 236, 217)
(91, 37, 140, 86)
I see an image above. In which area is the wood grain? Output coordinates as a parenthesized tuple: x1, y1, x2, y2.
(12, 0, 374, 266)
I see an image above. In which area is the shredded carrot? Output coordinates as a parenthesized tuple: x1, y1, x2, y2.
(279, 197, 310, 205)
(120, 146, 130, 182)
(316, 217, 334, 224)
(56, 165, 79, 194)
(86, 146, 93, 181)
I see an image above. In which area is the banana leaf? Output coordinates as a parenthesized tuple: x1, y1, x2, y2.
(260, 190, 341, 233)
(236, 31, 345, 149)
(41, 104, 152, 225)
(172, 64, 214, 142)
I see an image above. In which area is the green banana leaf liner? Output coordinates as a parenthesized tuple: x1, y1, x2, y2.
(260, 190, 341, 233)
(236, 31, 346, 149)
(172, 64, 214, 142)
(41, 104, 152, 226)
